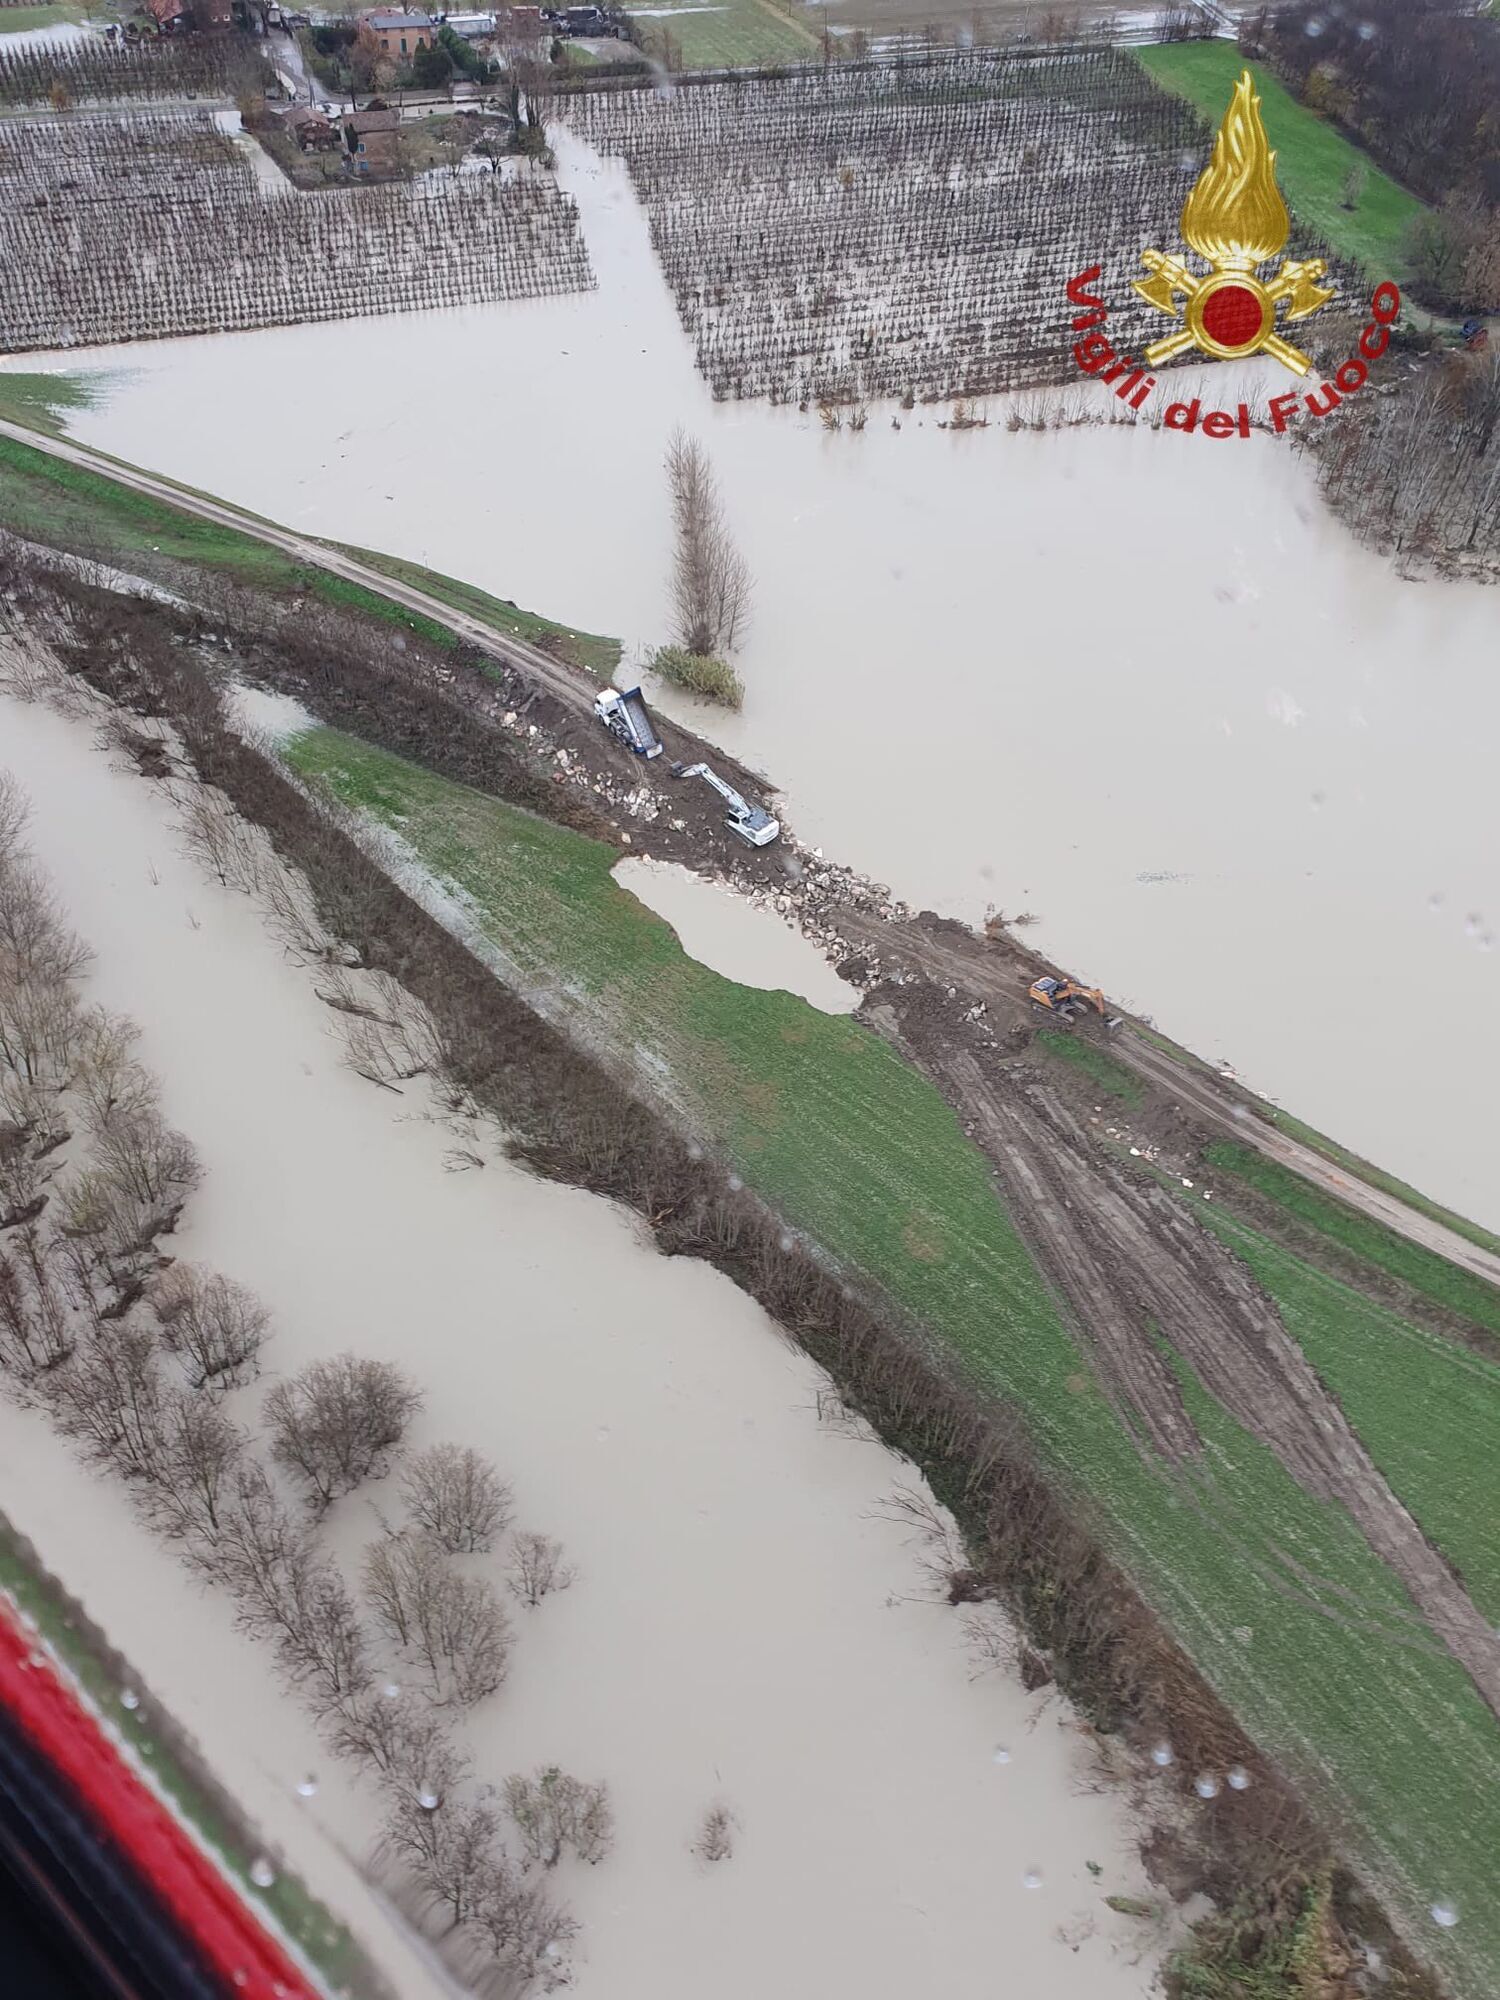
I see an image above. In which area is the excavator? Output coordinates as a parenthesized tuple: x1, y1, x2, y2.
(671, 760, 780, 848)
(1029, 975, 1121, 1030)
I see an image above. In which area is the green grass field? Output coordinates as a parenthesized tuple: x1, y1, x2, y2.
(1035, 1027, 1143, 1108)
(0, 2, 87, 31)
(284, 724, 1500, 1997)
(0, 372, 98, 437)
(0, 427, 621, 677)
(1206, 1143, 1500, 1342)
(629, 0, 815, 71)
(1136, 42, 1426, 281)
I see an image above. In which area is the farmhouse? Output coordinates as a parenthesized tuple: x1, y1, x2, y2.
(360, 7, 435, 56)
(343, 104, 401, 172)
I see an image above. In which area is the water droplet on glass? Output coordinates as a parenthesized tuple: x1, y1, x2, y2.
(1428, 892, 1445, 913)
(1022, 1868, 1043, 1890)
(992, 1746, 1012, 1765)
(121, 1689, 140, 1711)
(1309, 791, 1326, 811)
(250, 1857, 276, 1889)
(1305, 16, 1325, 35)
(417, 1787, 441, 1811)
(1227, 1766, 1251, 1791)
(1464, 913, 1483, 938)
(777, 1232, 793, 1252)
(1357, 19, 1376, 37)
(543, 1943, 563, 1960)
(1150, 1741, 1174, 1767)
(233, 1972, 248, 1989)
(28, 1649, 45, 1669)
(296, 1775, 318, 1798)
(1194, 1773, 1221, 1799)
(1430, 1901, 1458, 1929)
(382, 1681, 401, 1700)
(727, 1174, 743, 1192)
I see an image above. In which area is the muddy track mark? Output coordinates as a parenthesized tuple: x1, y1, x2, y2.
(875, 999, 1500, 1724)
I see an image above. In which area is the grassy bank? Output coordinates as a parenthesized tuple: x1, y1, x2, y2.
(1206, 1144, 1500, 1341)
(284, 723, 1500, 1998)
(1136, 42, 1426, 280)
(0, 428, 622, 676)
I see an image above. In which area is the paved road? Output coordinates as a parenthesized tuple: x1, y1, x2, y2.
(0, 417, 595, 717)
(7, 415, 1498, 1298)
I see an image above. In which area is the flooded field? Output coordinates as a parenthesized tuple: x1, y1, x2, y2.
(11, 130, 1499, 1226)
(0, 690, 1165, 2000)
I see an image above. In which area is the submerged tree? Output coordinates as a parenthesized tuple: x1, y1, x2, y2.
(664, 428, 752, 660)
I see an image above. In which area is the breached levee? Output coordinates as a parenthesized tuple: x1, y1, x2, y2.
(0, 680, 1165, 1999)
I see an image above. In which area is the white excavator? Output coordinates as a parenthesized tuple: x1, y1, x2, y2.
(671, 760, 780, 848)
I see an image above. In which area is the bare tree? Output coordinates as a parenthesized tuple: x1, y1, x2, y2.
(664, 428, 752, 659)
(152, 1263, 269, 1391)
(279, 1558, 371, 1712)
(505, 1531, 576, 1609)
(73, 1010, 154, 1132)
(471, 1860, 577, 1980)
(0, 1239, 72, 1375)
(91, 1107, 201, 1237)
(195, 1458, 307, 1623)
(384, 1791, 502, 1928)
(44, 1323, 165, 1479)
(693, 1803, 736, 1862)
(266, 1354, 422, 1509)
(503, 1767, 613, 1868)
(331, 1689, 470, 1800)
(400, 1443, 512, 1554)
(138, 1388, 247, 1541)
(364, 1530, 511, 1707)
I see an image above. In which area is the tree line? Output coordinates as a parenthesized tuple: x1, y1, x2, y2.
(1244, 0, 1499, 313)
(0, 701, 604, 1994)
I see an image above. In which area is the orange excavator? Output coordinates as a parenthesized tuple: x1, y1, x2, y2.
(1029, 975, 1121, 1029)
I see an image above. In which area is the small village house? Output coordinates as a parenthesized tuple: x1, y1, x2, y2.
(360, 7, 435, 57)
(284, 103, 337, 151)
(343, 104, 401, 172)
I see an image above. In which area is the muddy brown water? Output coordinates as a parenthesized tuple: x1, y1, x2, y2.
(8, 130, 1498, 1229)
(0, 689, 1169, 1998)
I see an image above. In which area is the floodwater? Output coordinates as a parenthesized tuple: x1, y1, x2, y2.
(9, 130, 1500, 1225)
(614, 856, 859, 1012)
(0, 690, 1165, 1999)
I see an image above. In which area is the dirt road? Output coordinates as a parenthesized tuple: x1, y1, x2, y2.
(7, 416, 1497, 1295)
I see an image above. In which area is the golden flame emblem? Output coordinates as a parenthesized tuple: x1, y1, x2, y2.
(1134, 70, 1333, 375)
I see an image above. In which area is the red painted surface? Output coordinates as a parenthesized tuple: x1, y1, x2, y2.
(0, 1600, 323, 1999)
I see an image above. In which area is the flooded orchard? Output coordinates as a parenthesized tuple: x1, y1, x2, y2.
(17, 130, 1500, 1226)
(0, 690, 1167, 1999)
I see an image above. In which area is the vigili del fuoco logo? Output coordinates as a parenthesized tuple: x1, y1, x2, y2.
(1065, 69, 1401, 438)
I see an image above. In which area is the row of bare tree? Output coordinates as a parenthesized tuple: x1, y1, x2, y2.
(1298, 345, 1500, 572)
(0, 703, 603, 1994)
(0, 110, 594, 354)
(566, 50, 1336, 407)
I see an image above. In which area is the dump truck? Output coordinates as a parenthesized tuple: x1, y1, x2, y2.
(594, 683, 663, 759)
(1029, 976, 1121, 1029)
(671, 760, 780, 848)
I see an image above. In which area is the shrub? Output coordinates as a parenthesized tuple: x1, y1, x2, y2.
(647, 646, 743, 710)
